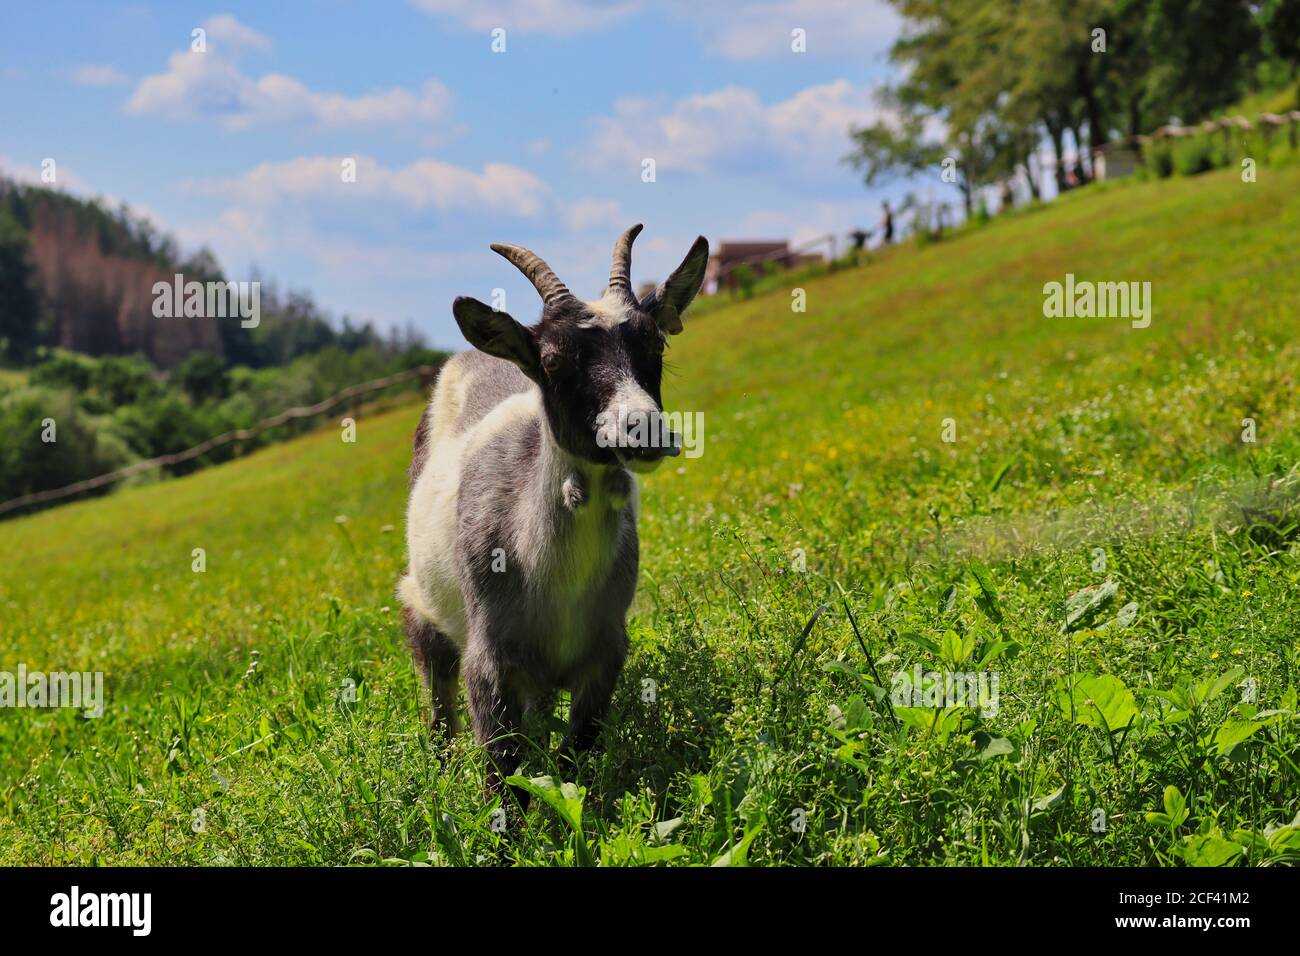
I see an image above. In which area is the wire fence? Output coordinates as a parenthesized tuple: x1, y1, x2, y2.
(0, 363, 441, 519)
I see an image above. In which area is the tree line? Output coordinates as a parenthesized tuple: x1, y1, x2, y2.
(0, 180, 427, 367)
(847, 0, 1300, 214)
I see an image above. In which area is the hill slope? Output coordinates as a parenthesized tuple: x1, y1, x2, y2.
(3, 167, 1299, 865)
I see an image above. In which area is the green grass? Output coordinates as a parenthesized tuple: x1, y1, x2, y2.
(3, 165, 1300, 866)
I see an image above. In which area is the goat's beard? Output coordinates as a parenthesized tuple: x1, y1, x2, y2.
(618, 453, 665, 474)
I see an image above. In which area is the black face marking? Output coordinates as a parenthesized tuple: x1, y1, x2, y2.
(530, 299, 666, 465)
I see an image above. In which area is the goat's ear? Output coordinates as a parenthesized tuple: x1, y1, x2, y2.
(453, 296, 541, 380)
(641, 236, 709, 335)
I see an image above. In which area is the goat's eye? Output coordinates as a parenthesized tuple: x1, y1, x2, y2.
(541, 352, 564, 374)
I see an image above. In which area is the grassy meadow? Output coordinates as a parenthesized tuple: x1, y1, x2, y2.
(2, 165, 1300, 865)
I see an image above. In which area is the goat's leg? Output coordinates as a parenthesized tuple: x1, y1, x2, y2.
(561, 631, 627, 758)
(402, 606, 461, 739)
(463, 642, 528, 807)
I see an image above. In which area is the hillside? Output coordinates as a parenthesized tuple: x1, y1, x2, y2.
(2, 166, 1299, 865)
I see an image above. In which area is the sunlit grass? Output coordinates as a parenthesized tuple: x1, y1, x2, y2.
(2, 165, 1299, 865)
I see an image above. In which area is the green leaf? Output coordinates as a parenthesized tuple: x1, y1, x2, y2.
(894, 705, 966, 741)
(1162, 785, 1187, 824)
(710, 823, 764, 867)
(1145, 786, 1188, 830)
(1213, 719, 1264, 757)
(637, 844, 687, 864)
(505, 775, 593, 866)
(974, 735, 1016, 763)
(939, 629, 973, 668)
(1062, 579, 1118, 632)
(968, 561, 1003, 624)
(1191, 667, 1245, 708)
(652, 817, 684, 844)
(1031, 784, 1066, 813)
(689, 774, 712, 810)
(987, 453, 1019, 493)
(823, 661, 883, 701)
(897, 630, 940, 656)
(1181, 832, 1243, 867)
(977, 638, 1020, 669)
(1056, 673, 1138, 733)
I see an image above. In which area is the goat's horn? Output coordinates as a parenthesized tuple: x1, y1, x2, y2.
(490, 242, 572, 305)
(607, 223, 643, 303)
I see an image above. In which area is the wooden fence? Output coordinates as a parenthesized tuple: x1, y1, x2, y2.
(0, 364, 440, 519)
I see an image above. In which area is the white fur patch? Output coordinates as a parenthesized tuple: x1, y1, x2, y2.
(405, 360, 542, 647)
(597, 375, 661, 450)
(577, 292, 633, 330)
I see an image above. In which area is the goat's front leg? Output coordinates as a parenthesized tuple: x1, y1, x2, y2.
(462, 637, 527, 805)
(561, 629, 628, 758)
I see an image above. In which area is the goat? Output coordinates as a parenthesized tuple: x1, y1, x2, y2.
(398, 225, 709, 794)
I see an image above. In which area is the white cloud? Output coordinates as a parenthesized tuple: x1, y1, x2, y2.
(201, 14, 272, 52)
(191, 155, 550, 218)
(563, 197, 625, 232)
(410, 0, 898, 59)
(68, 64, 128, 87)
(586, 79, 886, 177)
(409, 0, 639, 35)
(124, 15, 452, 132)
(670, 0, 898, 60)
(177, 204, 483, 280)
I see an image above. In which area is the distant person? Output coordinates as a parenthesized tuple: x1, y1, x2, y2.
(881, 201, 894, 245)
(999, 180, 1014, 212)
(849, 228, 870, 252)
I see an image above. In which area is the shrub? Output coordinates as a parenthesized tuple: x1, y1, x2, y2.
(1173, 136, 1217, 176)
(1146, 142, 1175, 178)
(0, 387, 134, 502)
(91, 354, 160, 408)
(171, 351, 229, 405)
(29, 353, 94, 392)
(114, 393, 210, 469)
(732, 263, 757, 299)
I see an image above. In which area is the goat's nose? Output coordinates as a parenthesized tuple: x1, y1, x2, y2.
(624, 430, 681, 459)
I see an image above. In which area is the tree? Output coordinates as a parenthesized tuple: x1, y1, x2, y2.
(92, 355, 159, 407)
(853, 0, 1266, 217)
(1257, 0, 1300, 80)
(732, 263, 756, 299)
(172, 351, 229, 405)
(847, 1, 1030, 216)
(0, 209, 42, 362)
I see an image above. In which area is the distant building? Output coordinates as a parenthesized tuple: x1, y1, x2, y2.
(1091, 139, 1142, 182)
(704, 240, 824, 293)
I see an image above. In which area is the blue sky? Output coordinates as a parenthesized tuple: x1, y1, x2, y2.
(0, 1, 916, 349)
